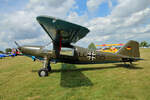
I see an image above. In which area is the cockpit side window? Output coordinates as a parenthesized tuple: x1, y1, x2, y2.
(60, 47, 74, 56)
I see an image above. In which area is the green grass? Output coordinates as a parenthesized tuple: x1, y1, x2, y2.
(0, 48, 150, 100)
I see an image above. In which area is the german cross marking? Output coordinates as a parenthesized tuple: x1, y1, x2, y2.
(87, 51, 96, 61)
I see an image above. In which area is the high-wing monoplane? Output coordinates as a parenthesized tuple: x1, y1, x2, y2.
(15, 16, 142, 77)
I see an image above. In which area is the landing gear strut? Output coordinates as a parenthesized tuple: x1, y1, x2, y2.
(129, 61, 132, 65)
(38, 58, 51, 77)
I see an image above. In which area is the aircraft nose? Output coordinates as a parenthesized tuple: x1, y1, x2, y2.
(19, 46, 42, 55)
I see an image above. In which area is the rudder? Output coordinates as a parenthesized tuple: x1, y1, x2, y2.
(116, 40, 140, 58)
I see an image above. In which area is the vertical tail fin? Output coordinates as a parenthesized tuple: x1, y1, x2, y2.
(116, 40, 140, 58)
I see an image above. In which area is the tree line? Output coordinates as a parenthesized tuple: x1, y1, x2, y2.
(139, 41, 150, 47)
(0, 48, 12, 54)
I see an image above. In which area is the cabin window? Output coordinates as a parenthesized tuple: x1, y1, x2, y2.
(78, 52, 80, 56)
(60, 47, 74, 56)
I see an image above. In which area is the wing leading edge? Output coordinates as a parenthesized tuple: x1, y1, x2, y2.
(36, 16, 90, 45)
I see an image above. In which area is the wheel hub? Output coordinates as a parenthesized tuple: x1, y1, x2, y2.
(40, 71, 46, 76)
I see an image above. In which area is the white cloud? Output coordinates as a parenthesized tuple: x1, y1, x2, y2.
(111, 0, 150, 17)
(108, 0, 113, 9)
(0, 0, 76, 50)
(87, 0, 105, 13)
(66, 12, 89, 26)
(123, 8, 150, 27)
(77, 0, 150, 47)
(86, 0, 115, 13)
(26, 0, 76, 18)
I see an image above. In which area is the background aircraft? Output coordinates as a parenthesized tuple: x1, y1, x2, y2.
(0, 54, 8, 58)
(96, 43, 124, 53)
(15, 16, 142, 77)
(0, 48, 22, 59)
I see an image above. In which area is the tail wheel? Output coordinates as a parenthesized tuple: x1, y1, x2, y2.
(38, 68, 48, 77)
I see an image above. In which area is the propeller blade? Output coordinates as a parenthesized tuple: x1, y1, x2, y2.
(14, 41, 20, 47)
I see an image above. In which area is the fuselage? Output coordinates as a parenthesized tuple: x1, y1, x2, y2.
(19, 45, 123, 64)
(56, 46, 122, 64)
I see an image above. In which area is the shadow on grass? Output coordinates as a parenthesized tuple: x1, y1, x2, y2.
(59, 63, 142, 87)
(32, 63, 143, 87)
(32, 63, 143, 73)
(60, 63, 93, 88)
(115, 64, 143, 69)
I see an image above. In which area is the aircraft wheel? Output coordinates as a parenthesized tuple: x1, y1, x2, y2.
(38, 68, 48, 77)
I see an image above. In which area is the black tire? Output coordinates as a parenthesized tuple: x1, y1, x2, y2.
(38, 68, 48, 77)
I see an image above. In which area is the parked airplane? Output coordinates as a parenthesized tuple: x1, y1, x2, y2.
(15, 16, 142, 77)
(0, 54, 8, 58)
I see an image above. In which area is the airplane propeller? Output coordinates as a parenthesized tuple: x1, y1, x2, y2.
(14, 41, 53, 56)
(14, 41, 20, 48)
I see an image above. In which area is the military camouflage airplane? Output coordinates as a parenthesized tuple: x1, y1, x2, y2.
(15, 16, 142, 77)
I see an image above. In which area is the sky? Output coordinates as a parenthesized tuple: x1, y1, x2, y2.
(0, 0, 150, 51)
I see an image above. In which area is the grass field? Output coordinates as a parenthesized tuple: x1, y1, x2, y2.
(0, 48, 150, 100)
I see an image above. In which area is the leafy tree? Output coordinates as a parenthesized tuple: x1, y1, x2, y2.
(5, 48, 12, 54)
(88, 42, 96, 50)
(140, 41, 148, 47)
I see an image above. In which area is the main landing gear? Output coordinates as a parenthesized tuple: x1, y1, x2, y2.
(38, 58, 51, 77)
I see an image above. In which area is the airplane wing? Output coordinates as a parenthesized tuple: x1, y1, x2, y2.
(36, 16, 90, 45)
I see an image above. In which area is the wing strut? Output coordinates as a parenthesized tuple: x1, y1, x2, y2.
(59, 36, 62, 51)
(52, 30, 62, 58)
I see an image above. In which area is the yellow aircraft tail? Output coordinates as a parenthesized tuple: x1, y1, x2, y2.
(116, 40, 140, 58)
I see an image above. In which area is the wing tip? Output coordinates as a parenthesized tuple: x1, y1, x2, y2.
(36, 15, 58, 21)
